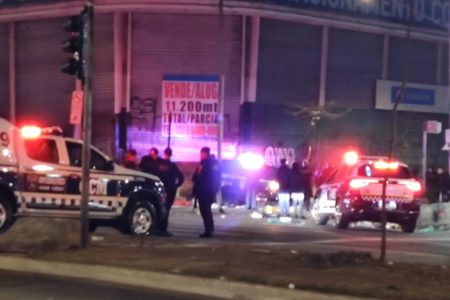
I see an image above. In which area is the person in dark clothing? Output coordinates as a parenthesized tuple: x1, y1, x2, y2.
(158, 148, 185, 234)
(290, 162, 303, 218)
(426, 168, 439, 204)
(192, 147, 221, 238)
(139, 147, 162, 175)
(277, 159, 291, 217)
(436, 168, 449, 202)
(123, 149, 138, 170)
(299, 160, 313, 218)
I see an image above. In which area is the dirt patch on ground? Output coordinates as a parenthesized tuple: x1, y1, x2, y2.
(31, 239, 450, 300)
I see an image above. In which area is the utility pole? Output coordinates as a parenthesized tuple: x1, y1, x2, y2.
(80, 2, 94, 248)
(380, 0, 413, 263)
(217, 0, 225, 162)
(62, 2, 94, 248)
(167, 112, 172, 149)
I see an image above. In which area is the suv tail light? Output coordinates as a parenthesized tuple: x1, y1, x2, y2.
(349, 178, 377, 189)
(399, 180, 421, 192)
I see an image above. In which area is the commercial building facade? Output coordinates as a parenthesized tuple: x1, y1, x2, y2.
(0, 0, 449, 168)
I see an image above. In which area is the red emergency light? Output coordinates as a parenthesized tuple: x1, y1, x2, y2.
(374, 160, 399, 170)
(21, 126, 42, 139)
(344, 150, 359, 165)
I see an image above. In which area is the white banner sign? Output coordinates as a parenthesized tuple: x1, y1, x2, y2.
(162, 75, 219, 138)
(376, 80, 449, 114)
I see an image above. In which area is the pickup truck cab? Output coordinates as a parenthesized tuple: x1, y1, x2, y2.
(0, 118, 166, 235)
(311, 151, 422, 233)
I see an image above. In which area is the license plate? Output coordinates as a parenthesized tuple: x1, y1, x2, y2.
(378, 200, 397, 210)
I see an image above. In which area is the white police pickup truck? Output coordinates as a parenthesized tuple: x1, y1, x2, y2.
(0, 118, 166, 235)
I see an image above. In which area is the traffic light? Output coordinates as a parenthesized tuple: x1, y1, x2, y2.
(61, 13, 85, 81)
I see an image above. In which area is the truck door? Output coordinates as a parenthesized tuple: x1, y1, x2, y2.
(18, 137, 70, 215)
(64, 141, 128, 217)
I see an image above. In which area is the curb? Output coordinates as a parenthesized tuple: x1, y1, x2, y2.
(0, 256, 370, 300)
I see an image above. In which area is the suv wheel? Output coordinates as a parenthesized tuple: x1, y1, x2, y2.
(335, 202, 350, 230)
(311, 200, 329, 225)
(0, 194, 15, 233)
(122, 201, 156, 235)
(400, 219, 417, 233)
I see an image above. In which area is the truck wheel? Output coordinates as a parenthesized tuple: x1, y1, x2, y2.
(335, 202, 350, 230)
(311, 201, 329, 225)
(122, 201, 156, 235)
(314, 214, 330, 226)
(0, 194, 15, 233)
(400, 219, 416, 233)
(89, 222, 98, 233)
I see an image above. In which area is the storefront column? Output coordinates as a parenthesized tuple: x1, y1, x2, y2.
(8, 22, 15, 123)
(318, 26, 328, 107)
(114, 12, 127, 114)
(240, 15, 246, 105)
(382, 35, 389, 80)
(125, 12, 132, 112)
(437, 43, 443, 85)
(248, 16, 260, 102)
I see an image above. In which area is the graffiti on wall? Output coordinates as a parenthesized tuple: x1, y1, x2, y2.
(264, 146, 296, 167)
(130, 96, 158, 131)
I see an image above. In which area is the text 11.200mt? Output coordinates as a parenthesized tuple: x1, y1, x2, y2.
(165, 101, 218, 113)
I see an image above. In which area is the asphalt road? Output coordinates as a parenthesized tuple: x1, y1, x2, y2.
(0, 270, 223, 300)
(94, 206, 450, 265)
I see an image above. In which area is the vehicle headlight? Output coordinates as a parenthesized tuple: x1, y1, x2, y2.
(268, 180, 280, 192)
(155, 181, 166, 201)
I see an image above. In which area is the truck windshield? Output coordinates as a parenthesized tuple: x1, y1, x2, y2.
(357, 164, 412, 179)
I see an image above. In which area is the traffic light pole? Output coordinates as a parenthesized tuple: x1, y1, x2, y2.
(80, 2, 94, 248)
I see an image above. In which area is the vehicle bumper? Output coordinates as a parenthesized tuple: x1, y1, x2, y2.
(343, 199, 420, 223)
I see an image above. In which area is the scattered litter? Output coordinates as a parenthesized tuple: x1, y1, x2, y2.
(267, 218, 279, 224)
(291, 250, 298, 255)
(386, 284, 400, 291)
(387, 261, 394, 266)
(279, 216, 292, 224)
(221, 214, 226, 219)
(252, 249, 272, 254)
(418, 226, 434, 233)
(251, 212, 263, 219)
(288, 283, 295, 290)
(219, 276, 226, 281)
(91, 235, 104, 242)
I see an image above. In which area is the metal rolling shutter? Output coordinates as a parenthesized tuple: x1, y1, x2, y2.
(131, 13, 242, 140)
(15, 17, 73, 127)
(92, 13, 114, 156)
(0, 24, 10, 120)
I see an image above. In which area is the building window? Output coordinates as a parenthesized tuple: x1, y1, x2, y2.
(257, 19, 322, 106)
(25, 138, 59, 164)
(388, 37, 438, 85)
(326, 28, 383, 109)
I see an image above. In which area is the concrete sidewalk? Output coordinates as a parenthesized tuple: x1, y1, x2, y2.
(0, 255, 371, 300)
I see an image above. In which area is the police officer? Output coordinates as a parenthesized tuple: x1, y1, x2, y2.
(299, 160, 313, 219)
(277, 159, 291, 217)
(193, 147, 221, 238)
(158, 148, 184, 235)
(139, 147, 162, 175)
(124, 149, 138, 170)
